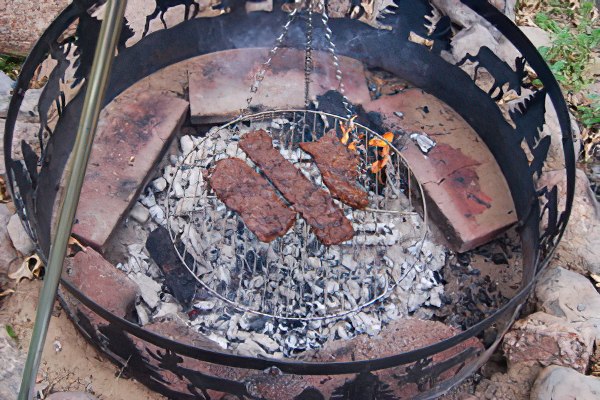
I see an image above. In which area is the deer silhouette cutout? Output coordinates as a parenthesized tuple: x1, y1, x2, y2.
(143, 0, 200, 37)
(37, 42, 72, 153)
(457, 46, 526, 101)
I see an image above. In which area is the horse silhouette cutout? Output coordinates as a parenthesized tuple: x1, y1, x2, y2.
(457, 46, 526, 101)
(143, 0, 200, 37)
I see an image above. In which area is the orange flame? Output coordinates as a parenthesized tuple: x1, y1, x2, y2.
(371, 157, 389, 174)
(370, 132, 394, 174)
(368, 132, 394, 147)
(340, 115, 357, 145)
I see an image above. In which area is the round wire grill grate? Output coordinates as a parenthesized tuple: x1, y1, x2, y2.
(166, 110, 429, 321)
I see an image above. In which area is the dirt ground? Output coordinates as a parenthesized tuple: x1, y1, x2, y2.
(0, 278, 165, 400)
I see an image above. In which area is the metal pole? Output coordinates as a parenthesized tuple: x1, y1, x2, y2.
(18, 1, 128, 398)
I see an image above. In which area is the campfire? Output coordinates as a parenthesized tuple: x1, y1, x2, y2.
(2, 0, 576, 399)
(124, 110, 447, 358)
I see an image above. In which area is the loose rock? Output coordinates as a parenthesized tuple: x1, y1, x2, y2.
(530, 365, 600, 400)
(502, 311, 594, 373)
(536, 266, 600, 340)
(0, 204, 18, 274)
(7, 213, 35, 255)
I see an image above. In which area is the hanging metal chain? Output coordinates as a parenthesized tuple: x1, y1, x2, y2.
(244, 6, 299, 115)
(304, 0, 314, 109)
(244, 0, 353, 117)
(318, 0, 353, 118)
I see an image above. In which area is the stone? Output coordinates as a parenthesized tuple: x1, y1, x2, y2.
(0, 204, 18, 274)
(0, 71, 13, 94)
(62, 248, 138, 319)
(538, 169, 600, 275)
(530, 365, 600, 400)
(72, 90, 189, 249)
(502, 312, 594, 373)
(536, 266, 600, 340)
(363, 89, 517, 252)
(0, 88, 42, 122)
(520, 26, 552, 49)
(0, 0, 70, 55)
(45, 392, 99, 400)
(0, 326, 25, 400)
(188, 48, 371, 124)
(7, 213, 34, 255)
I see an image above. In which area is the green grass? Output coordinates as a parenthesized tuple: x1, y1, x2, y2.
(532, 1, 599, 136)
(534, 1, 599, 92)
(0, 54, 24, 80)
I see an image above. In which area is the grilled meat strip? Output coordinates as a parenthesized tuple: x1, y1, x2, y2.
(300, 130, 369, 209)
(210, 158, 296, 242)
(239, 129, 354, 245)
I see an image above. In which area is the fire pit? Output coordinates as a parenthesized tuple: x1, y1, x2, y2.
(4, 0, 576, 399)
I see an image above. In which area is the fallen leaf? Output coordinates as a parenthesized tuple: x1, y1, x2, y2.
(8, 260, 35, 282)
(29, 255, 44, 279)
(0, 288, 15, 297)
(68, 236, 86, 254)
(408, 31, 434, 49)
(5, 324, 17, 339)
(0, 176, 9, 203)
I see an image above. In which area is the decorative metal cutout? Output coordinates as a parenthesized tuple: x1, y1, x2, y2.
(4, 0, 575, 399)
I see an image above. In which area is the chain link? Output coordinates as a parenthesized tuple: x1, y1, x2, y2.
(304, 0, 314, 109)
(244, 7, 299, 114)
(244, 0, 353, 118)
(318, 0, 353, 118)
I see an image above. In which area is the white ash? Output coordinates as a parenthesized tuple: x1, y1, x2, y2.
(124, 123, 448, 358)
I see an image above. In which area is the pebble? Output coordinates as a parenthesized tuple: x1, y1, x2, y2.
(7, 214, 35, 255)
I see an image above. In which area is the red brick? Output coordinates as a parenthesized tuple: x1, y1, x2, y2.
(363, 89, 517, 252)
(62, 247, 138, 318)
(188, 48, 371, 124)
(72, 90, 189, 249)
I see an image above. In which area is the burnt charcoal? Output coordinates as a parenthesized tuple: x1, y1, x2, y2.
(146, 226, 196, 310)
(300, 130, 369, 209)
(457, 253, 471, 266)
(491, 252, 508, 264)
(210, 158, 297, 242)
(239, 129, 354, 245)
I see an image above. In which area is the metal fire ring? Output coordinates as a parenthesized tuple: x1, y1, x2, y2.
(3, 0, 576, 398)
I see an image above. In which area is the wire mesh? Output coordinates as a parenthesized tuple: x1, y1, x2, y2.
(165, 110, 428, 321)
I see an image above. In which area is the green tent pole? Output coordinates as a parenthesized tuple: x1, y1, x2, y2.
(18, 1, 128, 398)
